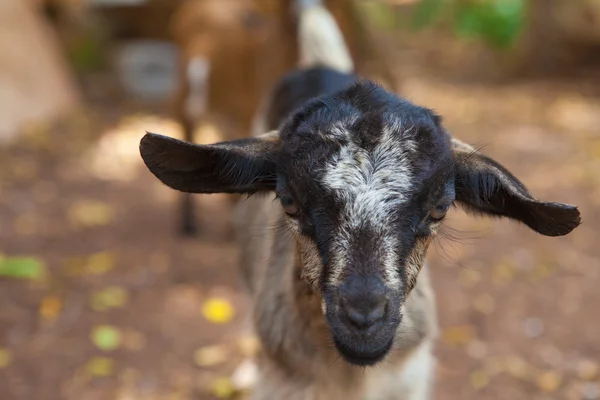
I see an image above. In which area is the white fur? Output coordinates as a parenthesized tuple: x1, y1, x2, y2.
(364, 341, 435, 400)
(322, 123, 417, 287)
(298, 5, 354, 73)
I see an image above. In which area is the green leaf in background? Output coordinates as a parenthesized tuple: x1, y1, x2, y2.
(91, 325, 122, 351)
(454, 2, 483, 39)
(0, 257, 45, 280)
(69, 35, 104, 73)
(411, 0, 446, 30)
(453, 0, 526, 49)
(482, 0, 526, 49)
(360, 1, 399, 30)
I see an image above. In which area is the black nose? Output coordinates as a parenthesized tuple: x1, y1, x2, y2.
(339, 275, 388, 330)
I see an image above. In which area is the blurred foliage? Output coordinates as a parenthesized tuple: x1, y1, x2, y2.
(0, 256, 45, 280)
(365, 0, 527, 49)
(68, 34, 105, 73)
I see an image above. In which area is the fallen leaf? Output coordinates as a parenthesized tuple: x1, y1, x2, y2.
(0, 257, 45, 280)
(0, 348, 12, 368)
(537, 370, 562, 393)
(202, 297, 235, 324)
(40, 294, 63, 321)
(210, 377, 236, 399)
(86, 356, 115, 377)
(90, 286, 128, 311)
(85, 252, 117, 275)
(91, 325, 122, 351)
(492, 261, 516, 284)
(469, 369, 490, 390)
(442, 325, 475, 346)
(529, 262, 556, 282)
(194, 345, 229, 367)
(505, 355, 534, 380)
(67, 200, 115, 228)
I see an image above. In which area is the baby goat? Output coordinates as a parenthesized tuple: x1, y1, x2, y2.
(140, 2, 581, 399)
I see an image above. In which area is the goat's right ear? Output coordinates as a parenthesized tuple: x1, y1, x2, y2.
(139, 131, 280, 194)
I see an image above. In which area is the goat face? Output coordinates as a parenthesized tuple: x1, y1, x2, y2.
(140, 81, 581, 367)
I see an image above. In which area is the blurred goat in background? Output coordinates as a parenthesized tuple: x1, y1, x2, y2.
(170, 0, 393, 236)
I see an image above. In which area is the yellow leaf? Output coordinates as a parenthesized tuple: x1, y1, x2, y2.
(469, 370, 489, 390)
(493, 262, 516, 283)
(537, 371, 562, 393)
(202, 298, 235, 324)
(0, 348, 13, 368)
(529, 263, 556, 282)
(505, 355, 534, 380)
(90, 286, 128, 311)
(442, 325, 475, 347)
(67, 200, 115, 228)
(194, 345, 229, 367)
(85, 252, 116, 275)
(86, 357, 115, 377)
(40, 295, 62, 321)
(210, 377, 236, 399)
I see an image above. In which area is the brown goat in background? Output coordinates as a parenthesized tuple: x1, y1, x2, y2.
(169, 0, 393, 236)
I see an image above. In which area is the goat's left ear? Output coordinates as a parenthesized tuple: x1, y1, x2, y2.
(451, 138, 581, 236)
(139, 131, 280, 194)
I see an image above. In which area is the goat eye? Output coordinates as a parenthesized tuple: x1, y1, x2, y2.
(429, 203, 450, 222)
(280, 195, 299, 216)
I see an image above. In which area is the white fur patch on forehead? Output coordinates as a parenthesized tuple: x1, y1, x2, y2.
(322, 122, 417, 287)
(322, 122, 416, 226)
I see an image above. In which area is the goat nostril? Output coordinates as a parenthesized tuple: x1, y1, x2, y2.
(344, 300, 387, 329)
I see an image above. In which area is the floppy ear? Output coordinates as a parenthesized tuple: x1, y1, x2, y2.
(139, 131, 280, 194)
(451, 138, 581, 237)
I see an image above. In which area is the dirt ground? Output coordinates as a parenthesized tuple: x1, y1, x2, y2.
(1, 54, 599, 400)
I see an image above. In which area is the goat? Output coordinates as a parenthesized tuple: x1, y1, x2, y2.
(140, 1, 581, 398)
(169, 0, 281, 236)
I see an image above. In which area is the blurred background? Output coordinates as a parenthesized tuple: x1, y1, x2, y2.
(0, 0, 599, 399)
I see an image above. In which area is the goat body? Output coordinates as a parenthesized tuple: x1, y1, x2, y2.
(234, 66, 438, 399)
(140, 2, 581, 399)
